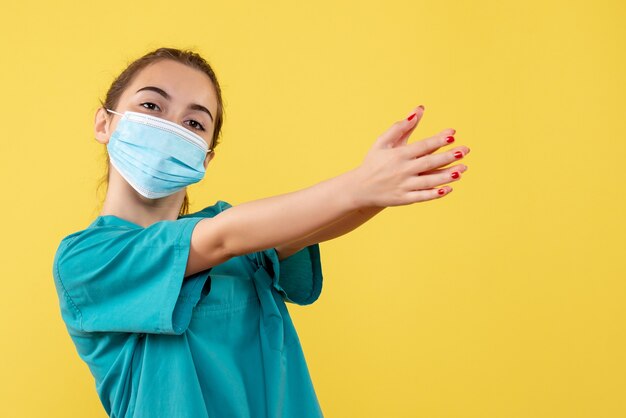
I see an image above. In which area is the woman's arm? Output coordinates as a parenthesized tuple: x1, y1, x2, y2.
(272, 160, 468, 260)
(185, 167, 365, 275)
(273, 206, 384, 260)
(185, 106, 469, 277)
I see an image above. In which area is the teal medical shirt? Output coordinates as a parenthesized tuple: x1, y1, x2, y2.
(52, 200, 324, 418)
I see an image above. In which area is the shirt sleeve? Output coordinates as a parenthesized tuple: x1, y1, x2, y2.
(259, 244, 323, 305)
(53, 217, 211, 335)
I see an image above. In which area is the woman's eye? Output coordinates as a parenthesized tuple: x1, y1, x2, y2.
(140, 102, 160, 111)
(186, 120, 205, 131)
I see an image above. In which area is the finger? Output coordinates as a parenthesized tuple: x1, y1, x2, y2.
(404, 186, 453, 203)
(392, 105, 426, 148)
(401, 128, 458, 159)
(409, 146, 471, 173)
(417, 163, 468, 176)
(375, 105, 426, 149)
(405, 165, 464, 190)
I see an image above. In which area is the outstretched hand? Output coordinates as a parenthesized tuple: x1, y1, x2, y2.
(353, 105, 470, 207)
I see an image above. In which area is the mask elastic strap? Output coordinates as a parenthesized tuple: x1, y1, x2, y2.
(106, 108, 124, 117)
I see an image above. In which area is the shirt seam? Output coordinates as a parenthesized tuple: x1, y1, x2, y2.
(194, 295, 259, 313)
(54, 236, 85, 331)
(158, 218, 202, 334)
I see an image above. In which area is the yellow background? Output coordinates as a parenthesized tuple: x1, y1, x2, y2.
(1, 0, 624, 417)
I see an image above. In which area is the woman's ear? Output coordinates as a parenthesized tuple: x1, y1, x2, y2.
(94, 107, 112, 145)
(204, 150, 215, 169)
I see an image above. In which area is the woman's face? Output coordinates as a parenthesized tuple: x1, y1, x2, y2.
(95, 59, 219, 167)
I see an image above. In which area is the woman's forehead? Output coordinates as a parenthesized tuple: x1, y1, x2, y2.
(126, 60, 218, 112)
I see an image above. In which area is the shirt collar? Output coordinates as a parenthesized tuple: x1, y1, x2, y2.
(96, 215, 144, 229)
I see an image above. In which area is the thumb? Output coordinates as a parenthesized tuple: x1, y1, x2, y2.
(375, 105, 425, 149)
(394, 105, 425, 147)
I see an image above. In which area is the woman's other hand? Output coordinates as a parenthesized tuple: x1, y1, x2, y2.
(352, 106, 470, 208)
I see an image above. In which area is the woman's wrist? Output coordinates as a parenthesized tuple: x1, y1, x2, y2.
(340, 166, 376, 210)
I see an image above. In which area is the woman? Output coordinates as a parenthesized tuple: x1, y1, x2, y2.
(52, 47, 469, 417)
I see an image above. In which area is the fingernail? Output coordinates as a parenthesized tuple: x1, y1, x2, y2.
(454, 151, 464, 159)
(407, 113, 417, 121)
(446, 136, 455, 144)
(451, 171, 460, 179)
(437, 188, 445, 195)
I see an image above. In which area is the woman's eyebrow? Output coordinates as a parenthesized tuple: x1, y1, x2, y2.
(136, 85, 214, 122)
(189, 103, 214, 122)
(136, 85, 170, 99)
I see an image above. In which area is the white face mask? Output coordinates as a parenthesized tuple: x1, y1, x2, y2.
(106, 109, 211, 199)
